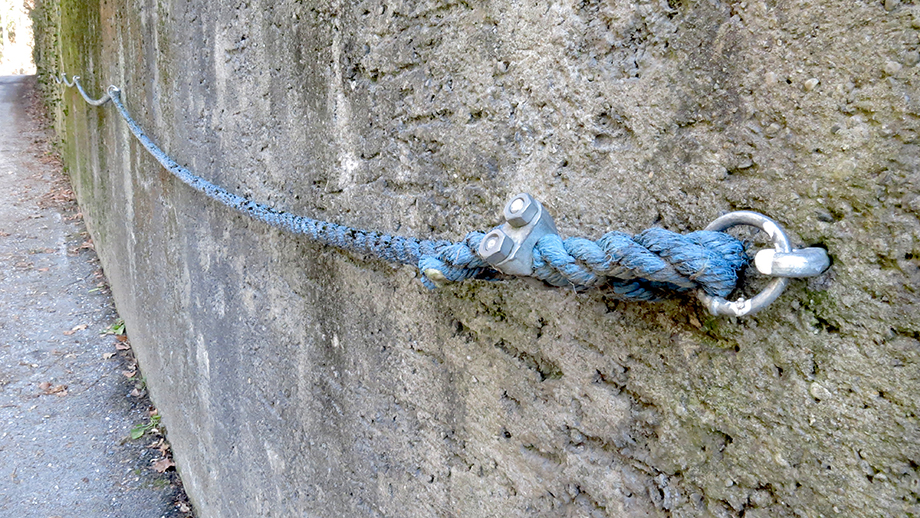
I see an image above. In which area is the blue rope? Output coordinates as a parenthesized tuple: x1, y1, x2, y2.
(532, 230, 746, 299)
(108, 87, 493, 289)
(70, 80, 748, 299)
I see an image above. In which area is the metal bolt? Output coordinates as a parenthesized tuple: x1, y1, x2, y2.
(479, 229, 514, 265)
(503, 193, 539, 228)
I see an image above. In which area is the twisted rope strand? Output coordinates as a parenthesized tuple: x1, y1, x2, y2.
(533, 229, 746, 298)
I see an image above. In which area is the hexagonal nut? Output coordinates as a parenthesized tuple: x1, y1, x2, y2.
(478, 229, 514, 265)
(503, 193, 539, 228)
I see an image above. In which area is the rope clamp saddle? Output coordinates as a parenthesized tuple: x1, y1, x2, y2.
(478, 193, 559, 277)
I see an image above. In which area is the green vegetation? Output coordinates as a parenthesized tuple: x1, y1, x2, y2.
(129, 412, 160, 440)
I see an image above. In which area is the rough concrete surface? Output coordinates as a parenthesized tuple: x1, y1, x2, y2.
(0, 75, 191, 517)
(31, 0, 920, 516)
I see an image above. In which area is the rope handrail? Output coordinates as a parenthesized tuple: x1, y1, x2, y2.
(54, 72, 828, 315)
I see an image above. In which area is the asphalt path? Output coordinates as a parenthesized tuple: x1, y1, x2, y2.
(0, 75, 191, 518)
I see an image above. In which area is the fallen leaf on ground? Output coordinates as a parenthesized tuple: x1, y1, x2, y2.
(115, 342, 131, 351)
(115, 334, 128, 342)
(68, 240, 95, 255)
(152, 458, 176, 473)
(150, 441, 171, 456)
(122, 370, 136, 378)
(102, 352, 116, 359)
(39, 382, 68, 395)
(63, 324, 88, 335)
(177, 501, 191, 513)
(129, 388, 143, 397)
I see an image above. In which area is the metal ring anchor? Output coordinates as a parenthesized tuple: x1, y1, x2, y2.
(697, 211, 829, 317)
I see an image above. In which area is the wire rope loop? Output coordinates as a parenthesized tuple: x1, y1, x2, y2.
(73, 77, 112, 106)
(696, 211, 791, 317)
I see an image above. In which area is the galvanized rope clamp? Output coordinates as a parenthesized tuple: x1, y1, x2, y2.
(697, 211, 830, 317)
(478, 193, 559, 276)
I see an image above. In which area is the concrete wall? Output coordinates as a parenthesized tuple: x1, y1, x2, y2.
(34, 0, 920, 516)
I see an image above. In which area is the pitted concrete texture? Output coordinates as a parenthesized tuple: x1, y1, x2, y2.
(34, 0, 920, 516)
